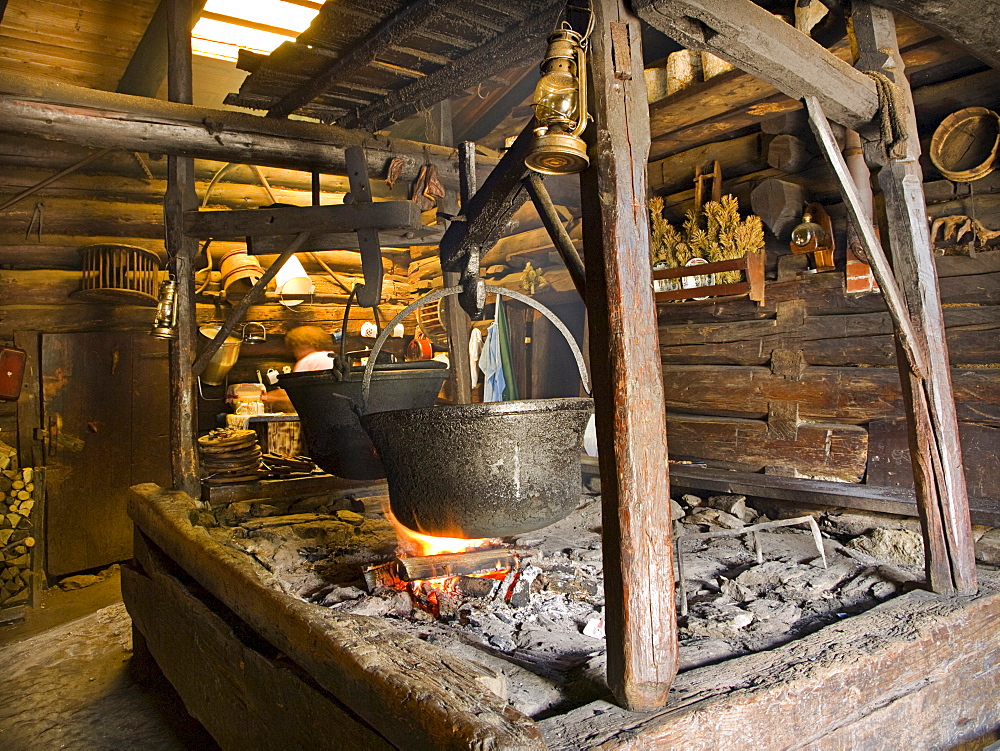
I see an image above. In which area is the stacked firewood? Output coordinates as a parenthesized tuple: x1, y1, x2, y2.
(0, 468, 37, 608)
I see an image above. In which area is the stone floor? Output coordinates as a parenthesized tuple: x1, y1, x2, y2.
(0, 570, 216, 751)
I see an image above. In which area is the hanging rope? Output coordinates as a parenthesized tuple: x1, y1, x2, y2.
(863, 70, 909, 160)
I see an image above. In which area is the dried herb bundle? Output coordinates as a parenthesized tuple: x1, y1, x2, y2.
(648, 195, 764, 284)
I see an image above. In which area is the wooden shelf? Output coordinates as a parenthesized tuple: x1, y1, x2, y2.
(653, 250, 765, 305)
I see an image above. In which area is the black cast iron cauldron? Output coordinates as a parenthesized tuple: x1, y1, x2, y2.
(276, 285, 449, 480)
(359, 285, 594, 539)
(278, 361, 448, 480)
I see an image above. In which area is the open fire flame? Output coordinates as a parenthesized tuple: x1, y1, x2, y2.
(381, 502, 514, 618)
(382, 501, 494, 557)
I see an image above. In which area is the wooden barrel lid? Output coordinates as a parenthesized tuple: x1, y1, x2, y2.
(930, 107, 1000, 182)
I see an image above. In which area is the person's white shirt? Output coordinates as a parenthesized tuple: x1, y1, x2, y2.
(293, 351, 334, 372)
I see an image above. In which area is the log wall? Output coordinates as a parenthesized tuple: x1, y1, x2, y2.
(657, 245, 1000, 492)
(0, 134, 416, 464)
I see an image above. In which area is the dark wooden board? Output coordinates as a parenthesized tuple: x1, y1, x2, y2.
(659, 304, 1000, 366)
(201, 474, 384, 507)
(184, 201, 422, 240)
(868, 418, 1000, 499)
(667, 465, 1000, 527)
(661, 364, 1000, 424)
(667, 414, 868, 482)
(124, 535, 393, 751)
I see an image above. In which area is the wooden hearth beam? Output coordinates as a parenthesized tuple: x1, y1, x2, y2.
(183, 201, 423, 240)
(848, 3, 977, 595)
(869, 0, 1000, 69)
(581, 0, 678, 710)
(633, 0, 880, 131)
(0, 71, 491, 193)
(127, 485, 545, 749)
(267, 0, 443, 119)
(165, 0, 199, 496)
(338, 0, 564, 133)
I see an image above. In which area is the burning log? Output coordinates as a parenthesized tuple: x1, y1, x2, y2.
(395, 549, 516, 583)
(362, 549, 517, 592)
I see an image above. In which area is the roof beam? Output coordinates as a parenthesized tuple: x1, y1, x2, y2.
(632, 0, 880, 130)
(116, 0, 207, 98)
(869, 0, 1000, 69)
(338, 0, 563, 133)
(0, 70, 489, 192)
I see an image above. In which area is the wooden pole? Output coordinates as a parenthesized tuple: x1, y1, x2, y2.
(850, 3, 977, 595)
(165, 0, 199, 496)
(524, 172, 586, 300)
(0, 71, 488, 194)
(427, 100, 473, 404)
(580, 0, 678, 710)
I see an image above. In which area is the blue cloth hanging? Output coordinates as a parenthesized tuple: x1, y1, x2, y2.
(478, 320, 506, 402)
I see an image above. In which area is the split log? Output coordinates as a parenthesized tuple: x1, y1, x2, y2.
(750, 178, 810, 239)
(911, 68, 1000, 133)
(394, 549, 516, 582)
(126, 484, 544, 750)
(661, 364, 999, 424)
(0, 138, 411, 200)
(656, 266, 1000, 326)
(659, 304, 1000, 366)
(648, 132, 769, 195)
(766, 134, 813, 173)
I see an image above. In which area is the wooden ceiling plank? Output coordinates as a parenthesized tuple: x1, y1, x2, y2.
(633, 0, 879, 130)
(339, 0, 563, 132)
(199, 9, 303, 39)
(266, 0, 444, 118)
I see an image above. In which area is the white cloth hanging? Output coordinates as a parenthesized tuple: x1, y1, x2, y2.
(468, 328, 484, 389)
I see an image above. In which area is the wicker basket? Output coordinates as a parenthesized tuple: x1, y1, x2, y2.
(72, 244, 162, 305)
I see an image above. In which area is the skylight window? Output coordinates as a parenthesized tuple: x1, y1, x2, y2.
(192, 0, 321, 61)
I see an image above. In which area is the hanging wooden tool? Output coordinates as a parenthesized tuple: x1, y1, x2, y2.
(345, 145, 384, 308)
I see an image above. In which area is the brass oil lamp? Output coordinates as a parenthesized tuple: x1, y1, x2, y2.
(150, 278, 179, 340)
(525, 25, 590, 175)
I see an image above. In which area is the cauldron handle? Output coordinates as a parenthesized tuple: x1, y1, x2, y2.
(339, 284, 384, 379)
(361, 285, 591, 412)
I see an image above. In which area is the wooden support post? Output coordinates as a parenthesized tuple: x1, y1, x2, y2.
(427, 101, 472, 404)
(580, 0, 678, 710)
(165, 0, 199, 496)
(344, 146, 383, 308)
(850, 2, 976, 594)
